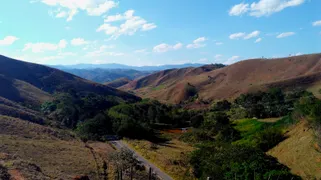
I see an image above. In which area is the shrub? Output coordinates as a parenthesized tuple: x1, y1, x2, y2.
(255, 127, 284, 151)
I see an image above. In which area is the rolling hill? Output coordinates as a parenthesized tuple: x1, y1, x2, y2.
(104, 77, 132, 88)
(121, 53, 321, 104)
(0, 55, 140, 108)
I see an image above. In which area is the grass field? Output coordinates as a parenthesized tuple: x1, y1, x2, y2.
(0, 115, 115, 180)
(124, 136, 196, 180)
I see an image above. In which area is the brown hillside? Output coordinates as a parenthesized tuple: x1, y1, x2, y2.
(104, 77, 131, 88)
(0, 115, 114, 179)
(121, 53, 321, 104)
(0, 55, 140, 106)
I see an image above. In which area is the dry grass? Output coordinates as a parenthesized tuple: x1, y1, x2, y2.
(0, 115, 115, 180)
(122, 53, 321, 105)
(258, 117, 281, 123)
(268, 121, 321, 179)
(123, 138, 196, 180)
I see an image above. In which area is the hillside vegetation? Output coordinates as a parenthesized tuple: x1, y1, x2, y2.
(0, 55, 140, 108)
(122, 54, 321, 105)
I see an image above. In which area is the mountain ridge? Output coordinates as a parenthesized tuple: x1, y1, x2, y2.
(121, 53, 321, 104)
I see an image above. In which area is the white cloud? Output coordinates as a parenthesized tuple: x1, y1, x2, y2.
(98, 10, 156, 39)
(225, 56, 241, 65)
(86, 1, 117, 16)
(153, 44, 171, 53)
(97, 24, 119, 35)
(229, 0, 305, 17)
(58, 39, 67, 48)
(230, 31, 260, 40)
(186, 37, 207, 49)
(244, 31, 260, 39)
(71, 38, 89, 46)
(276, 32, 295, 38)
(86, 45, 122, 57)
(229, 32, 246, 40)
(255, 38, 262, 43)
(214, 54, 223, 60)
(104, 14, 124, 22)
(215, 42, 223, 45)
(39, 0, 118, 21)
(198, 58, 208, 63)
(56, 11, 67, 18)
(295, 52, 302, 56)
(134, 49, 147, 53)
(153, 42, 183, 53)
(142, 23, 157, 31)
(23, 39, 67, 53)
(173, 43, 183, 50)
(229, 3, 249, 16)
(193, 37, 206, 44)
(0, 36, 19, 46)
(312, 20, 321, 26)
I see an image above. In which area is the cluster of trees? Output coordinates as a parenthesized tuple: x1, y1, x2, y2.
(41, 91, 122, 128)
(181, 89, 310, 179)
(42, 93, 194, 141)
(294, 94, 321, 147)
(190, 142, 300, 179)
(232, 88, 311, 119)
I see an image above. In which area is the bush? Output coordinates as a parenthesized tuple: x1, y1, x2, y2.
(190, 143, 300, 180)
(191, 114, 204, 128)
(255, 127, 284, 151)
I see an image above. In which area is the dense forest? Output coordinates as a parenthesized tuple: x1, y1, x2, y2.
(40, 88, 321, 179)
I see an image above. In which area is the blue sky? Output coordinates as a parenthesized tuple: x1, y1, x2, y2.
(0, 0, 320, 66)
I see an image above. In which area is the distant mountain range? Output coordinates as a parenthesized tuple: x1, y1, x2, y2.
(51, 63, 205, 71)
(61, 68, 151, 84)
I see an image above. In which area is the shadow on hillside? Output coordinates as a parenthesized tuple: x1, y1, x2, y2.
(0, 75, 23, 103)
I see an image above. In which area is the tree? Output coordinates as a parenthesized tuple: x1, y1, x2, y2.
(191, 114, 204, 128)
(76, 113, 112, 141)
(109, 148, 141, 180)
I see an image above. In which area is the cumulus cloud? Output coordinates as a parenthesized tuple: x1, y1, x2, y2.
(229, 32, 246, 40)
(230, 31, 260, 40)
(312, 20, 321, 26)
(225, 56, 241, 65)
(98, 10, 156, 39)
(229, 0, 305, 17)
(186, 37, 207, 49)
(244, 31, 260, 39)
(142, 23, 157, 31)
(39, 0, 118, 21)
(23, 39, 67, 53)
(0, 36, 19, 46)
(153, 43, 183, 53)
(229, 3, 249, 16)
(276, 32, 295, 38)
(71, 38, 89, 46)
(255, 38, 262, 43)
